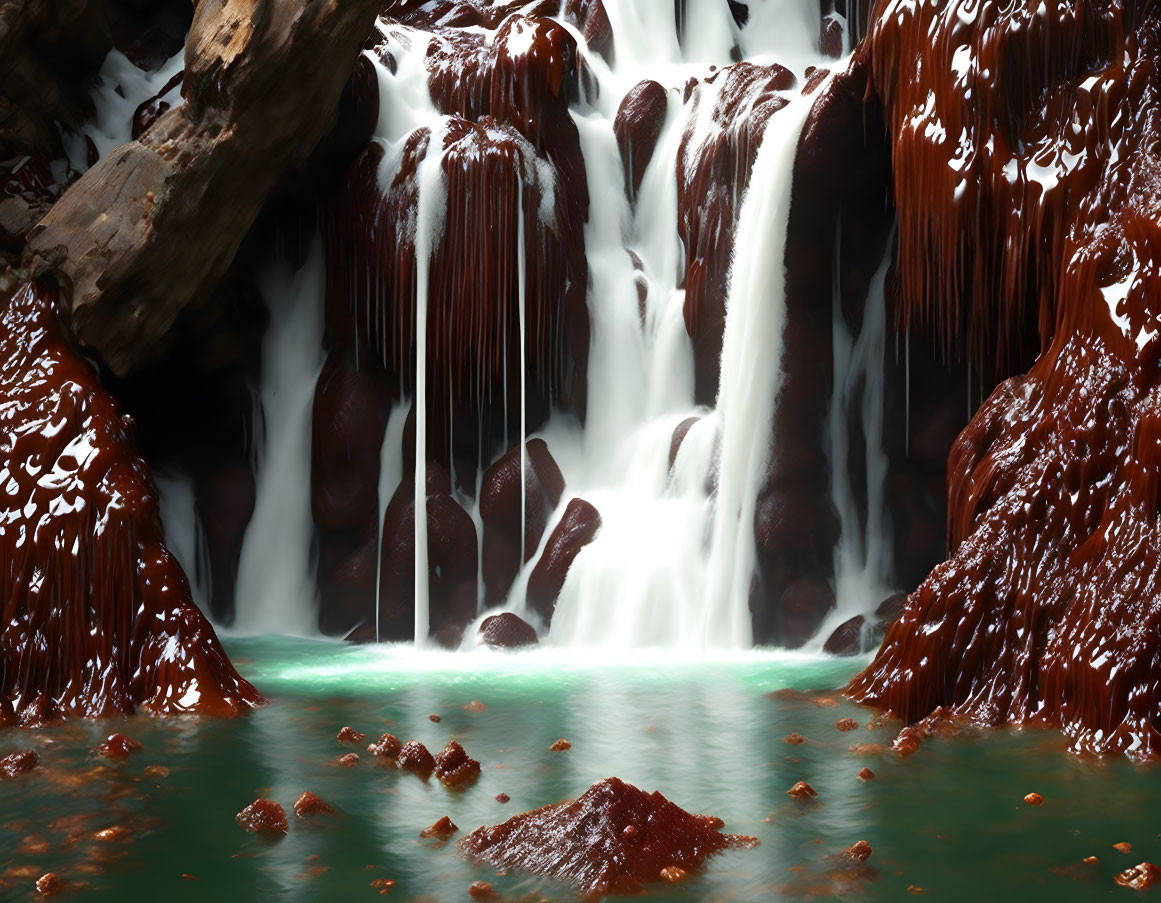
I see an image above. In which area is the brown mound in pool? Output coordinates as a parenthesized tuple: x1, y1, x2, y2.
(458, 777, 757, 896)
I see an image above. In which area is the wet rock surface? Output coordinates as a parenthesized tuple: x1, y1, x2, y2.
(458, 777, 757, 896)
(236, 799, 288, 836)
(293, 792, 335, 817)
(848, 0, 1161, 759)
(0, 282, 262, 720)
(526, 498, 602, 625)
(433, 741, 481, 788)
(479, 613, 539, 648)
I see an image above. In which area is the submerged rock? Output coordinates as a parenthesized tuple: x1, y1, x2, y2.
(93, 734, 144, 761)
(0, 750, 39, 780)
(458, 777, 757, 896)
(823, 616, 865, 656)
(1115, 863, 1161, 890)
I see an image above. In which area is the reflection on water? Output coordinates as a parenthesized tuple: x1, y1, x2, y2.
(1, 637, 1158, 900)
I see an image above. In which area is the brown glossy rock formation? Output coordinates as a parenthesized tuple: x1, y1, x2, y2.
(420, 815, 458, 839)
(841, 840, 872, 863)
(458, 777, 757, 896)
(293, 792, 335, 817)
(0, 750, 38, 780)
(823, 615, 865, 656)
(93, 734, 143, 761)
(0, 282, 262, 719)
(1116, 863, 1161, 890)
(526, 498, 601, 625)
(337, 726, 366, 744)
(433, 740, 481, 788)
(35, 872, 63, 897)
(236, 799, 288, 836)
(22, 0, 382, 377)
(481, 439, 566, 604)
(786, 781, 817, 799)
(678, 62, 795, 406)
(378, 463, 479, 646)
(549, 738, 571, 752)
(479, 612, 539, 648)
(614, 80, 669, 201)
(368, 733, 403, 760)
(396, 740, 436, 778)
(848, 0, 1161, 760)
(323, 14, 590, 498)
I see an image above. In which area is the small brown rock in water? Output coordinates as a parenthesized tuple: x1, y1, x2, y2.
(787, 781, 818, 799)
(458, 777, 756, 896)
(835, 718, 859, 732)
(549, 738, 571, 751)
(420, 816, 458, 839)
(236, 799, 289, 835)
(496, 793, 510, 803)
(181, 874, 199, 881)
(660, 866, 687, 883)
(429, 714, 441, 723)
(293, 792, 335, 817)
(1116, 842, 1134, 853)
(0, 750, 38, 780)
(1023, 792, 1044, 806)
(396, 740, 435, 778)
(464, 700, 487, 712)
(434, 741, 481, 788)
(1115, 863, 1161, 890)
(783, 733, 806, 745)
(93, 734, 144, 761)
(1084, 856, 1100, 864)
(337, 726, 365, 744)
(35, 872, 64, 897)
(368, 733, 403, 759)
(335, 752, 360, 768)
(370, 877, 395, 890)
(842, 840, 872, 863)
(468, 881, 496, 898)
(144, 765, 169, 778)
(857, 768, 875, 781)
(93, 825, 131, 842)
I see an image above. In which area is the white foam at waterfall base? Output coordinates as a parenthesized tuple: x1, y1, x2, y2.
(230, 242, 327, 636)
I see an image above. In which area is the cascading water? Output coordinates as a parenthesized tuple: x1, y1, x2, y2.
(128, 0, 894, 652)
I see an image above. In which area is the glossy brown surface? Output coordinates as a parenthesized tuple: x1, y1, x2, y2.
(478, 612, 539, 648)
(92, 734, 143, 761)
(396, 740, 436, 778)
(235, 799, 288, 836)
(433, 740, 481, 788)
(458, 777, 756, 896)
(0, 282, 262, 721)
(0, 750, 38, 780)
(292, 791, 335, 817)
(849, 0, 1161, 760)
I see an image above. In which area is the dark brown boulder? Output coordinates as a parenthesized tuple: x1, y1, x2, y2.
(614, 80, 668, 201)
(823, 615, 865, 656)
(479, 612, 539, 648)
(481, 439, 566, 604)
(379, 465, 479, 645)
(526, 498, 602, 625)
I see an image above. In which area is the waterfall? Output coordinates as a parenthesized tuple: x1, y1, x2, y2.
(126, 0, 894, 650)
(231, 244, 326, 635)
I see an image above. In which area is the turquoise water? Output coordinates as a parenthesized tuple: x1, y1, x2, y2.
(1, 637, 1158, 900)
